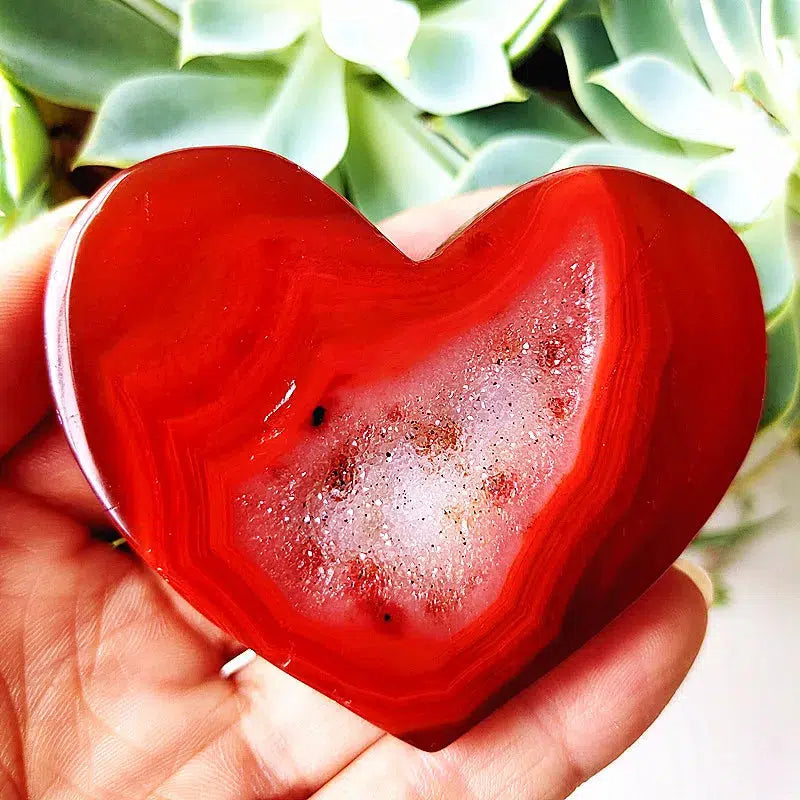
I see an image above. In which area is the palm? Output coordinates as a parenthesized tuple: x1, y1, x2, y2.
(1, 486, 380, 797)
(0, 198, 708, 800)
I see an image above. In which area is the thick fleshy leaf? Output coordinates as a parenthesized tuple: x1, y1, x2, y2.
(324, 166, 346, 196)
(773, 43, 800, 124)
(0, 181, 47, 238)
(158, 0, 186, 10)
(341, 83, 464, 221)
(554, 14, 679, 151)
(0, 76, 49, 237)
(78, 73, 279, 167)
(740, 197, 797, 314)
(320, 0, 419, 69)
(414, 0, 460, 8)
(599, 0, 695, 70)
(689, 139, 798, 227)
(762, 294, 800, 427)
(553, 140, 701, 187)
(760, 0, 800, 122)
(739, 69, 788, 120)
(774, 39, 800, 92)
(0, 0, 178, 109)
(507, 0, 571, 62)
(431, 91, 588, 155)
(700, 0, 764, 79)
(455, 133, 571, 192)
(429, 0, 561, 46)
(0, 74, 49, 204)
(80, 35, 348, 179)
(111, 0, 180, 31)
(256, 31, 348, 177)
(378, 22, 520, 115)
(669, 0, 734, 93)
(764, 0, 800, 49)
(789, 173, 800, 216)
(180, 0, 315, 62)
(591, 55, 744, 147)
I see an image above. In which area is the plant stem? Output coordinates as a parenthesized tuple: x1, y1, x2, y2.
(731, 426, 800, 495)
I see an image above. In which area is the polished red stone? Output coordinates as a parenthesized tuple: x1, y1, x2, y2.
(45, 148, 766, 750)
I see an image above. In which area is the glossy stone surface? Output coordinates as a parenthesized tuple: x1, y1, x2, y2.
(45, 148, 766, 750)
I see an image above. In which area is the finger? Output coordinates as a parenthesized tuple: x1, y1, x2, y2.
(311, 564, 710, 800)
(0, 200, 86, 456)
(378, 187, 508, 260)
(0, 415, 107, 523)
(223, 654, 383, 798)
(2, 189, 511, 518)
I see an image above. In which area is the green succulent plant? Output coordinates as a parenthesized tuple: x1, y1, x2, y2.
(435, 0, 800, 437)
(0, 71, 49, 237)
(0, 0, 567, 222)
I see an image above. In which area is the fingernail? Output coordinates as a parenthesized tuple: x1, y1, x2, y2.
(674, 557, 714, 608)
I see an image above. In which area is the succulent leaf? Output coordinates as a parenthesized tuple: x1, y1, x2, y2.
(740, 196, 797, 314)
(763, 0, 800, 50)
(454, 133, 570, 192)
(324, 166, 346, 195)
(689, 139, 798, 227)
(762, 291, 800, 427)
(256, 29, 348, 177)
(82, 30, 348, 179)
(432, 91, 589, 155)
(506, 0, 571, 63)
(599, 0, 695, 71)
(180, 0, 315, 63)
(77, 73, 281, 168)
(668, 0, 734, 92)
(700, 0, 765, 80)
(555, 14, 681, 150)
(0, 72, 49, 237)
(0, 0, 178, 109)
(376, 21, 521, 115)
(553, 140, 702, 187)
(341, 82, 464, 221)
(320, 0, 420, 71)
(590, 54, 745, 147)
(428, 0, 559, 44)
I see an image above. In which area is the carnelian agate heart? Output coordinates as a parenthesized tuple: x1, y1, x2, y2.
(46, 148, 765, 750)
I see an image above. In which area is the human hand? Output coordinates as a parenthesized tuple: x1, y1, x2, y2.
(0, 193, 711, 799)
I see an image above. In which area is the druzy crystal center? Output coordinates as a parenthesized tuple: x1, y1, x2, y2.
(237, 261, 601, 635)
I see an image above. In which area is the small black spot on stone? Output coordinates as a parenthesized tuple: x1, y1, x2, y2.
(311, 406, 326, 427)
(384, 613, 392, 622)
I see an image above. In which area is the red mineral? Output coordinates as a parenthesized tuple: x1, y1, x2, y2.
(45, 148, 766, 751)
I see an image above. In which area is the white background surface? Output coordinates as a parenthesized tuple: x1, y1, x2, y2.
(574, 456, 800, 799)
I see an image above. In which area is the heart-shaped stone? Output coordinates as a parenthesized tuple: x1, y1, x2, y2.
(46, 148, 765, 750)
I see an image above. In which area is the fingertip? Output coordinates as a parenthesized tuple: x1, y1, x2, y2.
(621, 563, 709, 671)
(0, 200, 89, 455)
(1, 416, 107, 524)
(378, 187, 511, 260)
(673, 556, 714, 609)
